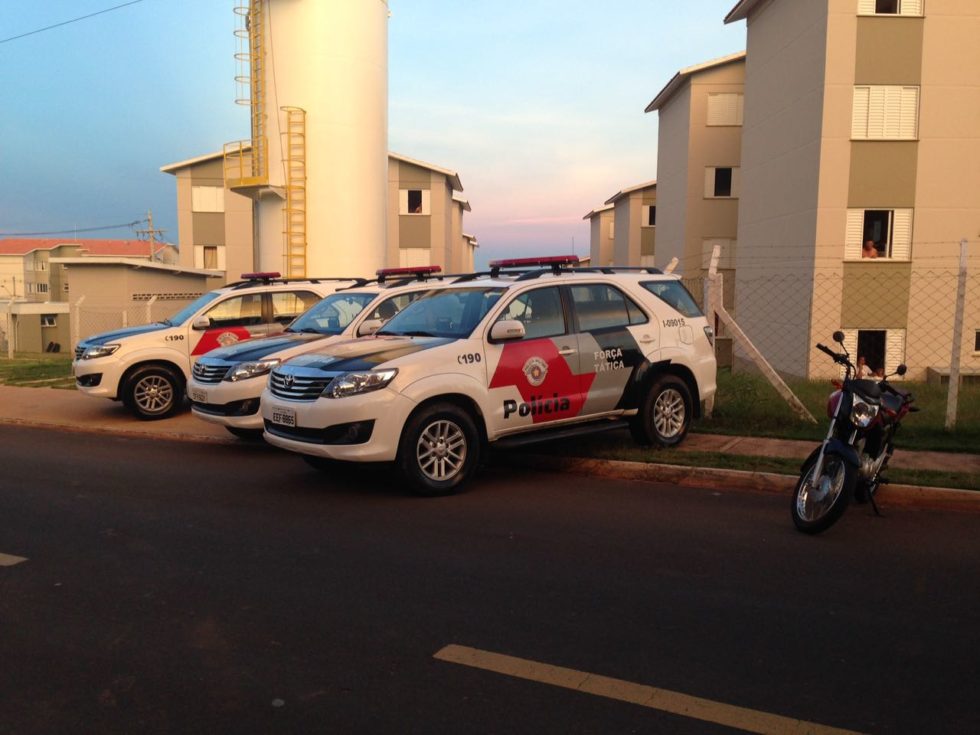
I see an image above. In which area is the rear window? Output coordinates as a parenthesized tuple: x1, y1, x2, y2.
(640, 281, 703, 318)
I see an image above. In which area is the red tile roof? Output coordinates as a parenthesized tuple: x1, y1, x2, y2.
(0, 238, 171, 257)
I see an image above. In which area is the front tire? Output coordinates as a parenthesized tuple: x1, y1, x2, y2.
(123, 365, 182, 420)
(629, 375, 693, 447)
(399, 403, 480, 497)
(791, 451, 856, 534)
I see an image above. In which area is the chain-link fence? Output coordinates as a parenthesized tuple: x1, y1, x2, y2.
(71, 296, 198, 352)
(690, 241, 979, 432)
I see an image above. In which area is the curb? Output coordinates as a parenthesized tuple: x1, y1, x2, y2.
(501, 454, 980, 514)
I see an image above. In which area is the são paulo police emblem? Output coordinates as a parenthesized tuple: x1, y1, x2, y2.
(217, 331, 240, 347)
(523, 356, 548, 387)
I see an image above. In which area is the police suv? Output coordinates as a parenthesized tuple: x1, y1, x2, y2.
(73, 273, 354, 420)
(187, 267, 445, 438)
(261, 256, 717, 495)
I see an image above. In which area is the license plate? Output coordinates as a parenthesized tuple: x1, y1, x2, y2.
(189, 387, 207, 403)
(270, 405, 296, 428)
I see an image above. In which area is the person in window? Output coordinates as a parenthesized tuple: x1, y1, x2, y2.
(856, 355, 868, 378)
(862, 240, 878, 258)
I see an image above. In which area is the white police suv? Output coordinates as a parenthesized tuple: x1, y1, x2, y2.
(261, 256, 717, 495)
(73, 273, 354, 420)
(187, 267, 445, 439)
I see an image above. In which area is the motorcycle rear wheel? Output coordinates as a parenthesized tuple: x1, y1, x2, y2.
(791, 452, 856, 534)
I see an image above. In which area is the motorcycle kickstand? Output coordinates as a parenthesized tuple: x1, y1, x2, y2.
(869, 479, 887, 517)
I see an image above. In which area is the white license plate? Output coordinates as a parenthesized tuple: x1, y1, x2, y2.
(189, 387, 207, 403)
(270, 405, 296, 428)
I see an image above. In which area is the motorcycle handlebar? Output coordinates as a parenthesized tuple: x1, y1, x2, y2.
(816, 342, 849, 367)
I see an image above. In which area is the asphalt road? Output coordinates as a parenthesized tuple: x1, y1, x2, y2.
(1, 425, 978, 734)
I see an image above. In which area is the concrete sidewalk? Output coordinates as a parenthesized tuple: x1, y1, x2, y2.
(1, 384, 977, 510)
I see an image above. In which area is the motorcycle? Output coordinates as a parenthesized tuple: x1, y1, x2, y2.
(791, 331, 918, 534)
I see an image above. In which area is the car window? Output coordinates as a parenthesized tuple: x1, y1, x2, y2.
(640, 281, 703, 318)
(380, 287, 505, 338)
(167, 291, 222, 326)
(570, 284, 647, 332)
(363, 291, 425, 322)
(204, 294, 264, 328)
(289, 292, 376, 334)
(496, 287, 565, 339)
(271, 290, 322, 325)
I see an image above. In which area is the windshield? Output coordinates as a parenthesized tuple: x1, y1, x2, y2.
(287, 291, 376, 335)
(165, 291, 223, 326)
(379, 287, 505, 339)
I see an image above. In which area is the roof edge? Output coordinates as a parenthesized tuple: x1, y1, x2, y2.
(645, 50, 747, 113)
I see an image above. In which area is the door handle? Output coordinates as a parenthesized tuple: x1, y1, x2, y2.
(557, 346, 575, 356)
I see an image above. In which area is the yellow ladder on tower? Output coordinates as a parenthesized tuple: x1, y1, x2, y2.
(282, 107, 308, 278)
(225, 1, 268, 188)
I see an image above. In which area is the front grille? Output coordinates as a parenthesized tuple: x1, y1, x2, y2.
(269, 369, 334, 401)
(193, 361, 231, 384)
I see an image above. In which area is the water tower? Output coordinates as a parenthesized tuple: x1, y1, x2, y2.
(224, 0, 389, 277)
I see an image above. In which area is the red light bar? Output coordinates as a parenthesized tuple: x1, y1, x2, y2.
(376, 265, 442, 277)
(489, 255, 579, 268)
(241, 271, 281, 280)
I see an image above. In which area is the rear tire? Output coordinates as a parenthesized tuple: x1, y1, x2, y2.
(399, 403, 480, 497)
(123, 365, 182, 420)
(629, 375, 692, 447)
(791, 452, 856, 534)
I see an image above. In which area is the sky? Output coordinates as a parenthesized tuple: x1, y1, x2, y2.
(0, 0, 747, 269)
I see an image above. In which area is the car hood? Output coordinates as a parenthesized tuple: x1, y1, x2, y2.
(283, 335, 455, 373)
(80, 322, 170, 345)
(199, 332, 326, 363)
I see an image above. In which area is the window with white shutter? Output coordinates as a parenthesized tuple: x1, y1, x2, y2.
(707, 93, 744, 126)
(884, 329, 907, 376)
(191, 186, 224, 213)
(399, 248, 431, 267)
(857, 0, 924, 16)
(399, 189, 431, 215)
(852, 86, 919, 140)
(845, 208, 913, 260)
(642, 205, 656, 227)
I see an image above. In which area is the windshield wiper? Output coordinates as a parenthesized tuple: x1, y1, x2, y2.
(394, 330, 436, 337)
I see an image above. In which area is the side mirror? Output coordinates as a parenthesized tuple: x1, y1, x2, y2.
(490, 319, 526, 342)
(832, 330, 845, 344)
(896, 364, 907, 376)
(357, 319, 384, 337)
(192, 316, 211, 331)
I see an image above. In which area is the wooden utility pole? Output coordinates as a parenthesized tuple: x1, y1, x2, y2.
(134, 209, 166, 260)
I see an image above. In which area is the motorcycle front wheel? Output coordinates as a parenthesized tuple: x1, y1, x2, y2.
(791, 452, 856, 534)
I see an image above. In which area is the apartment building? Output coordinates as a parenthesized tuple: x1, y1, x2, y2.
(584, 204, 616, 267)
(725, 0, 980, 379)
(645, 52, 744, 291)
(591, 181, 657, 267)
(162, 150, 475, 280)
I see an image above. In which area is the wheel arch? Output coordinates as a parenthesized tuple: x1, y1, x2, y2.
(403, 393, 489, 450)
(120, 359, 186, 397)
(635, 360, 702, 419)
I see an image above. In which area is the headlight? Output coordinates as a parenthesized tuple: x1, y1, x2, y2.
(323, 369, 398, 399)
(850, 401, 879, 428)
(224, 358, 280, 382)
(81, 343, 120, 359)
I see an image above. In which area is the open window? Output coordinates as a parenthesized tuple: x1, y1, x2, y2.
(857, 0, 924, 16)
(845, 209, 912, 260)
(400, 189, 431, 215)
(704, 167, 739, 198)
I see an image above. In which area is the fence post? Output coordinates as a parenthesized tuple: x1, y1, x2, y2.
(146, 295, 158, 324)
(944, 239, 969, 430)
(71, 295, 86, 353)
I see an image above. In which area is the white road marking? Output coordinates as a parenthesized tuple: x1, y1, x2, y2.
(434, 644, 865, 735)
(0, 552, 28, 567)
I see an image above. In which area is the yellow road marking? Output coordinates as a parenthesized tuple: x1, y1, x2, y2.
(0, 552, 28, 567)
(434, 644, 865, 735)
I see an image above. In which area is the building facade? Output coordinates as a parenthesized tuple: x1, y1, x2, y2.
(646, 52, 744, 289)
(597, 181, 657, 267)
(725, 0, 980, 380)
(163, 150, 475, 280)
(584, 204, 616, 267)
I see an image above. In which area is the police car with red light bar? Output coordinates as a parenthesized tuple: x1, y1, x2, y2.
(260, 256, 717, 495)
(187, 266, 445, 438)
(72, 272, 355, 420)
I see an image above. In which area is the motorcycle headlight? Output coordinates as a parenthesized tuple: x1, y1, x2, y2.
(850, 401, 879, 428)
(224, 358, 281, 382)
(323, 369, 398, 399)
(81, 343, 120, 360)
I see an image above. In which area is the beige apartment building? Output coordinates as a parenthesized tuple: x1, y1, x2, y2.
(724, 0, 980, 380)
(645, 52, 744, 291)
(584, 204, 616, 266)
(162, 150, 476, 280)
(592, 181, 657, 267)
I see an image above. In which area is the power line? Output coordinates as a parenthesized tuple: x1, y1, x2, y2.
(0, 0, 147, 45)
(0, 221, 143, 237)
